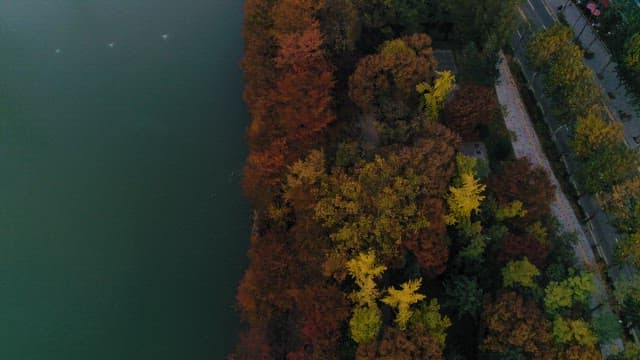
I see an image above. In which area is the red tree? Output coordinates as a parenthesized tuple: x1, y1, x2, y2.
(242, 138, 288, 207)
(275, 21, 336, 151)
(443, 84, 499, 140)
(356, 324, 444, 359)
(489, 158, 555, 226)
(498, 232, 549, 269)
(242, 0, 280, 149)
(348, 33, 437, 121)
(481, 291, 553, 359)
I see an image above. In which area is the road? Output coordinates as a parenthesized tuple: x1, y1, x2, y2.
(512, 0, 638, 345)
(514, 0, 636, 278)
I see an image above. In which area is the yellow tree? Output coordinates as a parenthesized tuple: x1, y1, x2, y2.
(552, 318, 598, 348)
(444, 172, 486, 227)
(527, 24, 572, 68)
(573, 112, 624, 158)
(502, 258, 540, 288)
(417, 70, 455, 123)
(381, 278, 426, 330)
(346, 251, 387, 307)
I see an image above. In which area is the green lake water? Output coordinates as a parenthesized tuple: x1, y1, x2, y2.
(0, 1, 249, 358)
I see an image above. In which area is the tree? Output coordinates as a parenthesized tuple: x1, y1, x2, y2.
(528, 25, 601, 120)
(349, 33, 437, 142)
(625, 32, 640, 72)
(601, 176, 640, 234)
(409, 299, 452, 347)
(608, 341, 640, 360)
(551, 318, 598, 347)
(381, 278, 426, 330)
(443, 84, 499, 140)
(347, 251, 387, 306)
(544, 273, 594, 315)
(502, 258, 540, 288)
(275, 21, 336, 149)
(614, 274, 640, 327)
(581, 143, 640, 194)
(233, 321, 272, 360)
(489, 158, 555, 225)
(359, 323, 444, 360)
(290, 284, 350, 358)
(444, 172, 486, 228)
(242, 0, 280, 149)
(554, 344, 602, 360)
(444, 275, 483, 319)
(317, 0, 361, 59)
(572, 112, 624, 159)
(498, 232, 549, 270)
(242, 138, 288, 206)
(315, 131, 459, 263)
(416, 70, 455, 123)
(591, 309, 623, 343)
(443, 0, 521, 47)
(481, 291, 553, 358)
(350, 305, 383, 344)
(527, 24, 573, 68)
(546, 43, 600, 119)
(616, 232, 640, 267)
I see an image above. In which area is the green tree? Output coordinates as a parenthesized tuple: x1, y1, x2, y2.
(444, 275, 483, 319)
(443, 0, 522, 47)
(581, 143, 640, 194)
(625, 32, 640, 71)
(409, 298, 452, 347)
(349, 305, 382, 344)
(495, 200, 528, 221)
(591, 309, 623, 343)
(502, 258, 540, 288)
(381, 278, 426, 330)
(552, 317, 597, 347)
(544, 273, 594, 315)
(616, 232, 640, 268)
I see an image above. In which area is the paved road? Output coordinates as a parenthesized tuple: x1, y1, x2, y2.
(527, 0, 640, 147)
(515, 0, 637, 277)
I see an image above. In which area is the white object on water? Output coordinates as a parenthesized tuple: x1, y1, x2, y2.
(55, 48, 61, 54)
(162, 33, 169, 40)
(108, 42, 115, 48)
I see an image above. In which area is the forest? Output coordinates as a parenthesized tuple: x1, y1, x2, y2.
(231, 0, 633, 359)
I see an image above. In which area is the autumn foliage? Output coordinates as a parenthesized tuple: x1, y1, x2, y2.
(234, 1, 604, 358)
(489, 158, 555, 226)
(443, 84, 499, 140)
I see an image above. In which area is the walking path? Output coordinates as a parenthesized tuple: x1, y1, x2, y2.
(495, 53, 595, 265)
(496, 52, 623, 353)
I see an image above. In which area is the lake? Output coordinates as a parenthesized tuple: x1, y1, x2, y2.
(0, 1, 249, 358)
